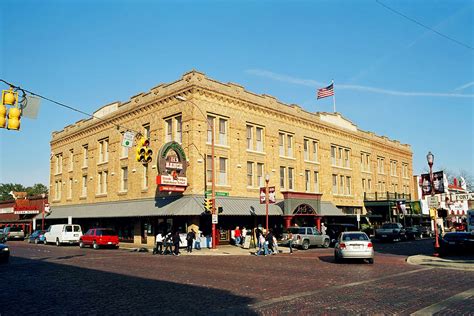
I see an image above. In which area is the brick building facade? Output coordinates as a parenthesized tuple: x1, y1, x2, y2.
(47, 70, 413, 246)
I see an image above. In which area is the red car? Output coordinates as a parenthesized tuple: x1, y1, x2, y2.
(79, 228, 119, 249)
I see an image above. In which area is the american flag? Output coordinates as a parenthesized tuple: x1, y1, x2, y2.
(317, 83, 334, 99)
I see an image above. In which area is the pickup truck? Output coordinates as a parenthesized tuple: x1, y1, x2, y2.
(375, 223, 406, 242)
(281, 227, 330, 250)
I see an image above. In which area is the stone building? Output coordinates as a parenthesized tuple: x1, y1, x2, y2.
(46, 70, 413, 246)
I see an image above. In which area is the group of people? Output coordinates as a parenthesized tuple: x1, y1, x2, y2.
(255, 227, 279, 256)
(153, 231, 181, 256)
(231, 226, 248, 246)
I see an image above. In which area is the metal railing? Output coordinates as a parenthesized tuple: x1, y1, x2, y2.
(364, 192, 411, 201)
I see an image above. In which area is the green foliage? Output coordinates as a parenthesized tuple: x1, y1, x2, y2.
(0, 183, 48, 201)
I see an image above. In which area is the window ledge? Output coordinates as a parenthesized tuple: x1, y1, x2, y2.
(141, 188, 149, 193)
(118, 191, 128, 196)
(361, 170, 372, 174)
(52, 199, 61, 203)
(279, 156, 296, 161)
(79, 195, 87, 200)
(246, 149, 266, 155)
(304, 160, 320, 165)
(82, 165, 88, 170)
(95, 193, 107, 198)
(120, 156, 128, 160)
(97, 161, 108, 166)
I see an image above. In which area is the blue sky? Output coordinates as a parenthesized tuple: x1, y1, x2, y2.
(1, 0, 473, 187)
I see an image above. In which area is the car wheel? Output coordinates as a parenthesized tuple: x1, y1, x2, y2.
(56, 238, 60, 247)
(302, 240, 309, 250)
(34, 238, 39, 244)
(323, 239, 330, 248)
(79, 241, 84, 248)
(93, 241, 99, 250)
(368, 258, 374, 264)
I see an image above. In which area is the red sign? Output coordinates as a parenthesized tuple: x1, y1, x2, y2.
(260, 186, 276, 204)
(159, 186, 186, 192)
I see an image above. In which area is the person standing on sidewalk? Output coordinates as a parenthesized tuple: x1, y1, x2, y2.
(241, 227, 247, 245)
(186, 230, 195, 253)
(234, 226, 241, 246)
(255, 233, 267, 256)
(154, 232, 164, 255)
(288, 231, 293, 254)
(172, 231, 181, 256)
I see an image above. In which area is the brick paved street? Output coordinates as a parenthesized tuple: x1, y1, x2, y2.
(2, 241, 473, 315)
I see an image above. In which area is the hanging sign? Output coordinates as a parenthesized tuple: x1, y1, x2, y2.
(122, 131, 135, 148)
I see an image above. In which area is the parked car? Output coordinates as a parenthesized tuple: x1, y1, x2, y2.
(326, 224, 358, 245)
(3, 226, 25, 241)
(281, 227, 330, 250)
(438, 232, 474, 256)
(44, 224, 83, 246)
(79, 228, 119, 249)
(405, 226, 422, 240)
(375, 223, 406, 242)
(334, 231, 374, 264)
(0, 229, 5, 242)
(420, 226, 433, 238)
(28, 230, 46, 244)
(0, 243, 10, 263)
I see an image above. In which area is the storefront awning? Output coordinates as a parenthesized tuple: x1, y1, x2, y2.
(211, 197, 283, 216)
(320, 202, 345, 216)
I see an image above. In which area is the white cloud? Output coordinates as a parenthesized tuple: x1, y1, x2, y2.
(246, 69, 474, 98)
(455, 81, 474, 91)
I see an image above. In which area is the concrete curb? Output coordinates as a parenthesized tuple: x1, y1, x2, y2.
(118, 245, 291, 256)
(407, 254, 474, 271)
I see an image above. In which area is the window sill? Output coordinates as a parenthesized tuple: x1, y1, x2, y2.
(82, 166, 88, 170)
(304, 160, 319, 165)
(216, 184, 231, 189)
(331, 165, 352, 171)
(68, 169, 73, 173)
(120, 156, 128, 160)
(279, 156, 296, 161)
(361, 170, 372, 174)
(79, 195, 87, 200)
(246, 149, 266, 155)
(118, 191, 128, 196)
(141, 188, 148, 193)
(97, 161, 109, 166)
(66, 198, 72, 202)
(95, 193, 107, 198)
(52, 199, 61, 203)
(54, 173, 62, 176)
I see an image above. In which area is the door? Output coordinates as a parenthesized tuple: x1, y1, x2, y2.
(312, 228, 324, 246)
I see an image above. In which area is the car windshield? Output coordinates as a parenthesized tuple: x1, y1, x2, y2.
(9, 227, 23, 232)
(288, 228, 306, 235)
(382, 224, 398, 229)
(342, 233, 369, 241)
(99, 230, 117, 236)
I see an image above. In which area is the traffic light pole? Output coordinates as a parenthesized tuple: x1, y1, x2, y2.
(211, 120, 216, 249)
(429, 157, 440, 256)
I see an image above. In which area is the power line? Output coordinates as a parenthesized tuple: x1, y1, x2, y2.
(0, 79, 141, 135)
(376, 0, 473, 51)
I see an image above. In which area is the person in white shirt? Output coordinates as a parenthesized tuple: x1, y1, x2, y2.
(154, 232, 164, 255)
(241, 227, 248, 245)
(321, 223, 327, 236)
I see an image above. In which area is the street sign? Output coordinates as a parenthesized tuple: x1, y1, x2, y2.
(428, 196, 439, 208)
(212, 214, 218, 224)
(122, 131, 135, 148)
(205, 191, 229, 197)
(356, 214, 360, 222)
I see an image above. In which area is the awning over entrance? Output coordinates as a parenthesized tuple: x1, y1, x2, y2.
(320, 202, 345, 216)
(42, 196, 284, 220)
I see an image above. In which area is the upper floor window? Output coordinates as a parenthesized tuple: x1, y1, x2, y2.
(331, 145, 351, 168)
(313, 171, 319, 193)
(305, 170, 310, 191)
(246, 125, 253, 150)
(98, 138, 109, 163)
(164, 115, 182, 143)
(54, 180, 62, 200)
(288, 167, 294, 190)
(280, 166, 286, 189)
(69, 149, 74, 172)
(218, 157, 227, 185)
(256, 127, 263, 152)
(218, 118, 227, 146)
(143, 165, 148, 189)
(312, 141, 318, 162)
(55, 153, 63, 174)
(257, 163, 264, 187)
(97, 171, 108, 194)
(121, 167, 128, 191)
(390, 160, 398, 176)
(402, 163, 409, 178)
(279, 132, 294, 157)
(81, 175, 87, 197)
(304, 139, 310, 161)
(206, 155, 212, 185)
(121, 133, 128, 158)
(246, 124, 265, 152)
(67, 178, 73, 199)
(143, 123, 151, 140)
(377, 157, 385, 174)
(82, 145, 88, 168)
(207, 115, 228, 146)
(332, 174, 338, 194)
(247, 162, 253, 187)
(361, 152, 371, 172)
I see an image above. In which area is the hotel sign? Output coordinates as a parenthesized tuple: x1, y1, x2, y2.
(156, 141, 188, 192)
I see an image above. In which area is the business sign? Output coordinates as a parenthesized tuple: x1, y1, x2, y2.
(0, 207, 14, 214)
(260, 186, 276, 204)
(428, 196, 439, 208)
(14, 210, 39, 215)
(420, 171, 447, 196)
(122, 131, 135, 148)
(212, 214, 218, 224)
(156, 141, 188, 192)
(451, 193, 474, 201)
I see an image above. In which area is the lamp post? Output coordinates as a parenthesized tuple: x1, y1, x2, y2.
(176, 96, 217, 249)
(41, 193, 46, 231)
(265, 174, 270, 233)
(427, 151, 440, 255)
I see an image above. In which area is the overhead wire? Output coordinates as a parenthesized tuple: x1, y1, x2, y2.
(0, 78, 142, 136)
(375, 0, 473, 51)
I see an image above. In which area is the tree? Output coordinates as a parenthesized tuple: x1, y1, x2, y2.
(26, 183, 49, 197)
(0, 183, 49, 201)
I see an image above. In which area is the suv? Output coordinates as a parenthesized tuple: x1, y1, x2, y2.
(3, 226, 25, 241)
(79, 228, 119, 249)
(282, 227, 330, 250)
(375, 223, 406, 242)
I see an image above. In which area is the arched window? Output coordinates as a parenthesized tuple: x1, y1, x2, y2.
(293, 204, 316, 215)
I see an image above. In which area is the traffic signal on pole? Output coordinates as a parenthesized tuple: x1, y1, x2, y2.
(135, 137, 153, 164)
(1, 89, 20, 130)
(203, 198, 212, 212)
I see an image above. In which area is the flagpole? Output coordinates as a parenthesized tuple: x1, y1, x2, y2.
(332, 79, 336, 113)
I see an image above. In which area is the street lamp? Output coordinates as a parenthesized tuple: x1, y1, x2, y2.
(176, 95, 217, 249)
(265, 174, 270, 233)
(427, 151, 440, 255)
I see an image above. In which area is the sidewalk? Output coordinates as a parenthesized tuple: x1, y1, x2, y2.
(407, 254, 474, 271)
(120, 244, 291, 256)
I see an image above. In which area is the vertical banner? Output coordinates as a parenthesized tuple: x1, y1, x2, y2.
(420, 171, 446, 196)
(260, 186, 276, 204)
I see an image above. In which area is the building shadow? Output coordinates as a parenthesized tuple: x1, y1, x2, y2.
(1, 256, 257, 315)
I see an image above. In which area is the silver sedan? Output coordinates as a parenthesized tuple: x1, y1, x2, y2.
(334, 232, 374, 264)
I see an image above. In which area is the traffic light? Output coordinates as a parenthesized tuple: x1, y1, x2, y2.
(135, 137, 153, 164)
(203, 198, 212, 212)
(1, 89, 20, 130)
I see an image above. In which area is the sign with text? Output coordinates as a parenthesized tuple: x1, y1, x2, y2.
(428, 196, 439, 208)
(14, 210, 39, 215)
(212, 214, 218, 224)
(156, 175, 188, 186)
(122, 131, 135, 148)
(420, 171, 447, 196)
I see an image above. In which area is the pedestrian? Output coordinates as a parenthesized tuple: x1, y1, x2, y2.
(194, 230, 202, 250)
(241, 226, 247, 245)
(266, 229, 274, 255)
(172, 231, 181, 256)
(163, 232, 173, 255)
(272, 235, 279, 254)
(153, 231, 164, 255)
(288, 230, 293, 254)
(186, 230, 195, 253)
(234, 226, 241, 246)
(255, 233, 267, 256)
(321, 222, 327, 235)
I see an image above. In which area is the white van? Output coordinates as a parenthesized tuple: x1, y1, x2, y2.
(44, 224, 83, 246)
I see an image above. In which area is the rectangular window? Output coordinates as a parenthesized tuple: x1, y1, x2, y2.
(256, 127, 263, 152)
(332, 174, 338, 194)
(246, 125, 253, 150)
(362, 179, 366, 191)
(346, 176, 351, 195)
(257, 163, 264, 187)
(143, 165, 148, 189)
(121, 133, 128, 158)
(82, 145, 88, 168)
(143, 123, 151, 140)
(55, 180, 62, 200)
(219, 118, 227, 145)
(338, 148, 343, 166)
(361, 152, 371, 172)
(287, 135, 293, 157)
(218, 157, 227, 185)
(279, 133, 285, 156)
(304, 139, 309, 160)
(206, 155, 212, 185)
(377, 157, 385, 174)
(305, 170, 310, 192)
(97, 171, 108, 194)
(68, 178, 73, 199)
(331, 146, 336, 165)
(69, 149, 74, 172)
(368, 179, 372, 192)
(121, 167, 128, 191)
(207, 116, 214, 143)
(288, 167, 294, 190)
(339, 175, 344, 194)
(81, 175, 87, 196)
(402, 163, 408, 178)
(313, 171, 319, 193)
(312, 141, 318, 162)
(98, 138, 109, 163)
(391, 160, 398, 176)
(55, 153, 63, 174)
(247, 162, 253, 186)
(344, 149, 350, 168)
(280, 166, 286, 188)
(165, 119, 172, 142)
(175, 116, 182, 143)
